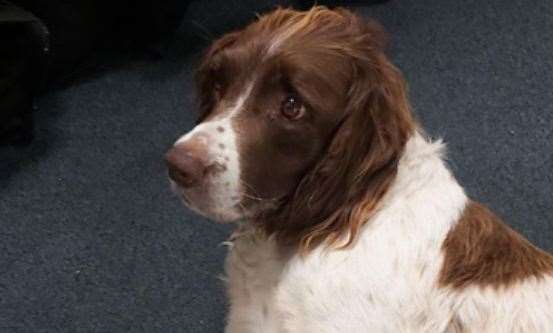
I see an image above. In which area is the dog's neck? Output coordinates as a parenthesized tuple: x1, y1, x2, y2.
(232, 131, 468, 256)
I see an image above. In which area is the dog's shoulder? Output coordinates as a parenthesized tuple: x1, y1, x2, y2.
(440, 200, 553, 289)
(440, 200, 553, 332)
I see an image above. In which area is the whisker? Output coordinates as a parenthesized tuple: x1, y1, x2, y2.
(238, 179, 258, 193)
(236, 200, 249, 218)
(240, 192, 265, 201)
(237, 179, 268, 200)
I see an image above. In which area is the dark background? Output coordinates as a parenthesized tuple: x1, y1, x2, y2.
(1, 0, 552, 332)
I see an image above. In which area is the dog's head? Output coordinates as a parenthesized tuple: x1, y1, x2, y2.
(165, 7, 415, 250)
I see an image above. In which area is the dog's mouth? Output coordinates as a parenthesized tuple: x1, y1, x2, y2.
(179, 191, 192, 205)
(169, 179, 207, 212)
(169, 178, 247, 222)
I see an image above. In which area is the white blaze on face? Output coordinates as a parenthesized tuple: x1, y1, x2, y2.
(171, 83, 254, 222)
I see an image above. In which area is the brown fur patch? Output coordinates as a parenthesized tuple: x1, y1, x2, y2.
(254, 7, 416, 253)
(439, 201, 553, 289)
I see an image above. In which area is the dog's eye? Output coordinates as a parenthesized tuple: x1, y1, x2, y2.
(281, 95, 305, 120)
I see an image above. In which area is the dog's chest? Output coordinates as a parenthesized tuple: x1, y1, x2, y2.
(224, 229, 288, 332)
(223, 223, 455, 333)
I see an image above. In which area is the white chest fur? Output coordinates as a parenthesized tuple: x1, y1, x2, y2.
(224, 135, 466, 332)
(222, 134, 553, 332)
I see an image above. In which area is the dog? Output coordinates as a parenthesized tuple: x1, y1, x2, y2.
(165, 7, 553, 332)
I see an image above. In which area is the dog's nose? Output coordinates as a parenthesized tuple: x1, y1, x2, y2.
(164, 145, 207, 188)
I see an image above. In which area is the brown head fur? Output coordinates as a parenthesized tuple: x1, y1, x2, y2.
(246, 7, 417, 252)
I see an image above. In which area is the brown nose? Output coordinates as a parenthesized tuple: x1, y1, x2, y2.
(164, 145, 208, 188)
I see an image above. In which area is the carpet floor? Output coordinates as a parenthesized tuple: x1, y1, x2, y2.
(1, 0, 552, 331)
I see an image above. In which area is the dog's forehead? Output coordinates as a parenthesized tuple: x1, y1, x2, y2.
(219, 24, 312, 72)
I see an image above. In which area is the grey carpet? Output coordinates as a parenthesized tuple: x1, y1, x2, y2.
(1, 0, 552, 332)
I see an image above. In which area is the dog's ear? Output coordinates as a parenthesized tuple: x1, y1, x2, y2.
(263, 17, 416, 252)
(195, 32, 240, 123)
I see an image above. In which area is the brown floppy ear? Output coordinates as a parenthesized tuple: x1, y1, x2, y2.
(263, 18, 416, 252)
(195, 32, 240, 123)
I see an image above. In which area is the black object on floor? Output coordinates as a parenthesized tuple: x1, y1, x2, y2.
(0, 0, 191, 146)
(0, 1, 48, 146)
(0, 0, 552, 332)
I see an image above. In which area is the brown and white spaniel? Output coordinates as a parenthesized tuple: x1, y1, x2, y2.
(165, 6, 553, 332)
